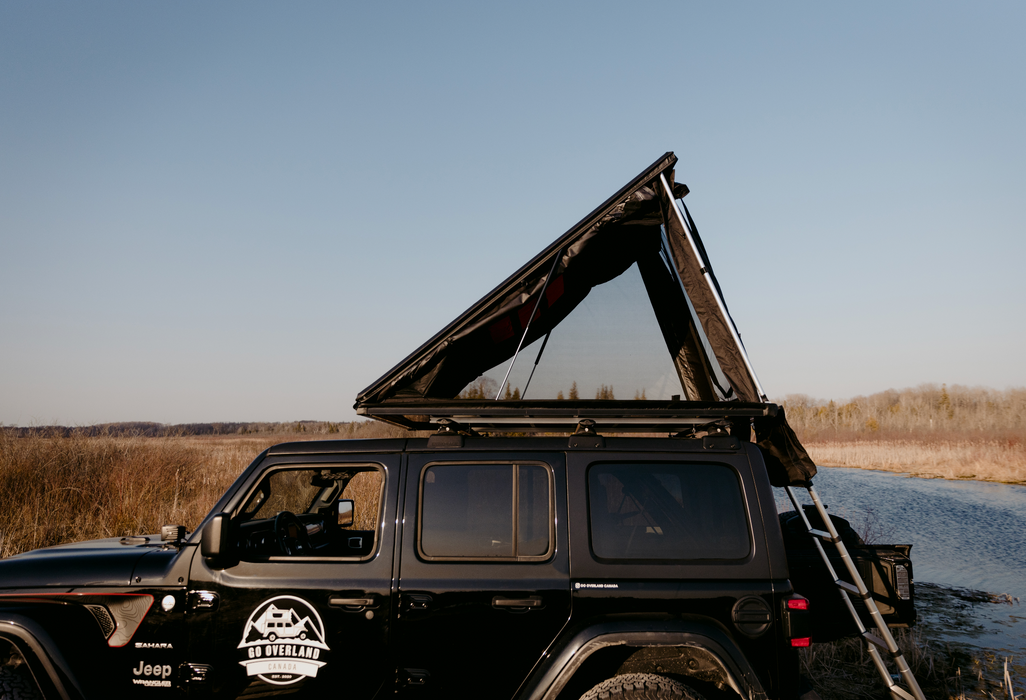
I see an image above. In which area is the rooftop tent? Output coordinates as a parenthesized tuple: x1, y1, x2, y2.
(355, 152, 816, 486)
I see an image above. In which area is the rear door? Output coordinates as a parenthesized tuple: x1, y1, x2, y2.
(186, 452, 400, 699)
(566, 447, 789, 694)
(395, 451, 570, 698)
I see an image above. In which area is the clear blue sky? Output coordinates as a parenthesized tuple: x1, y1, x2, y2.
(2, 2, 1024, 425)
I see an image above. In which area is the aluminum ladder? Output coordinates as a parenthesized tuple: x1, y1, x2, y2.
(784, 483, 927, 700)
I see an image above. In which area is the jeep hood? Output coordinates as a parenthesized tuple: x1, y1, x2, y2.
(0, 535, 162, 589)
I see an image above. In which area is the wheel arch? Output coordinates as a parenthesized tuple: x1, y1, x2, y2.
(0, 614, 83, 700)
(516, 619, 768, 700)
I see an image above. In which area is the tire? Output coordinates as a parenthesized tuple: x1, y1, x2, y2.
(0, 666, 42, 700)
(579, 673, 706, 700)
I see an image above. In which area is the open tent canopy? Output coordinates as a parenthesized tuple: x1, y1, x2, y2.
(355, 153, 816, 486)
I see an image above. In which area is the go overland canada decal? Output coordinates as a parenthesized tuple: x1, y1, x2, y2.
(238, 595, 329, 686)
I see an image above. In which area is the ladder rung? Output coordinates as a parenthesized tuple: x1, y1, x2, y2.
(888, 684, 916, 700)
(808, 528, 840, 543)
(837, 580, 859, 595)
(862, 631, 887, 649)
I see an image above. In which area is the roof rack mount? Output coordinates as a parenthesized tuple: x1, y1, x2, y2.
(357, 400, 778, 433)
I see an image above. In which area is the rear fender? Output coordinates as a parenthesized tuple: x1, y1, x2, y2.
(516, 618, 768, 700)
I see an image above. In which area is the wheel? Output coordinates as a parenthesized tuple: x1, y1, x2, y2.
(274, 511, 311, 555)
(579, 673, 706, 700)
(268, 633, 277, 642)
(0, 666, 42, 700)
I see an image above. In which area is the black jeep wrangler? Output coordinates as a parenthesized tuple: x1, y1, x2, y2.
(0, 152, 919, 698)
(0, 421, 915, 700)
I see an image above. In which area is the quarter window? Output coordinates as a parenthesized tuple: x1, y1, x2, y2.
(419, 463, 552, 560)
(588, 463, 750, 561)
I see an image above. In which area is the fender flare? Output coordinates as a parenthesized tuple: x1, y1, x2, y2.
(516, 618, 768, 700)
(0, 614, 84, 700)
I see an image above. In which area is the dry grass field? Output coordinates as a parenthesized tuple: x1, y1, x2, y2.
(805, 438, 1026, 483)
(0, 422, 404, 558)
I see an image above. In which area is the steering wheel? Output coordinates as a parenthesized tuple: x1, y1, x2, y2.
(273, 511, 311, 555)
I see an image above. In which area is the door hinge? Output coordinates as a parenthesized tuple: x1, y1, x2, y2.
(399, 668, 430, 688)
(402, 593, 432, 611)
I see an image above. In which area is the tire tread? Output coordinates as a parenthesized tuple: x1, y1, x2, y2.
(579, 672, 705, 700)
(0, 666, 42, 700)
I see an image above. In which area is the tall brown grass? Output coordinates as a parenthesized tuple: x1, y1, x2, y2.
(799, 627, 1017, 700)
(780, 385, 1026, 484)
(804, 439, 1026, 483)
(0, 422, 405, 558)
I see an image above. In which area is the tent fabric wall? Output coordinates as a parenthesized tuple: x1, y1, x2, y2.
(354, 152, 818, 486)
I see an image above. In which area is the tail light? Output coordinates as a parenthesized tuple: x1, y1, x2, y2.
(782, 594, 811, 647)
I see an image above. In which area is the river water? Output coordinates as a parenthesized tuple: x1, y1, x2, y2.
(774, 467, 1026, 664)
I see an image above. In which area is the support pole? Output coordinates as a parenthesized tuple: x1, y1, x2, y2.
(495, 252, 561, 400)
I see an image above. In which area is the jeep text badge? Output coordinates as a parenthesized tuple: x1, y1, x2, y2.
(238, 595, 329, 686)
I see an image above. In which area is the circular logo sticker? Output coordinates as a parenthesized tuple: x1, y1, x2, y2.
(237, 595, 330, 686)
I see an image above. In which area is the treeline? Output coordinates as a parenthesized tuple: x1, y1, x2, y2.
(459, 377, 623, 400)
(2, 420, 390, 439)
(781, 384, 1026, 442)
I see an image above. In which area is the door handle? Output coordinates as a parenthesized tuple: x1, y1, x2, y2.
(329, 594, 379, 610)
(186, 591, 219, 612)
(492, 596, 542, 609)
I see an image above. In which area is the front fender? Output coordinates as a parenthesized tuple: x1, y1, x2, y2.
(516, 617, 768, 700)
(0, 613, 84, 700)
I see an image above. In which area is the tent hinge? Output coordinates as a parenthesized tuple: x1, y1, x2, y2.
(569, 419, 604, 449)
(426, 419, 479, 448)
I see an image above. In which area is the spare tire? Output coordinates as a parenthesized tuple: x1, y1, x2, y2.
(778, 505, 864, 549)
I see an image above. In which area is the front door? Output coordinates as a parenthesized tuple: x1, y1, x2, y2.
(187, 453, 400, 698)
(396, 452, 570, 698)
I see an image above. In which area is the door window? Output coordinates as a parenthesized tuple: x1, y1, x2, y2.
(418, 463, 552, 561)
(235, 465, 383, 560)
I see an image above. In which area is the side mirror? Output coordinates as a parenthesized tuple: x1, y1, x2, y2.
(201, 513, 231, 562)
(337, 500, 354, 527)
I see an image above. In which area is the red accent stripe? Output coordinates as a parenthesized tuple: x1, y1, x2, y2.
(545, 275, 564, 306)
(518, 303, 540, 329)
(489, 317, 514, 343)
